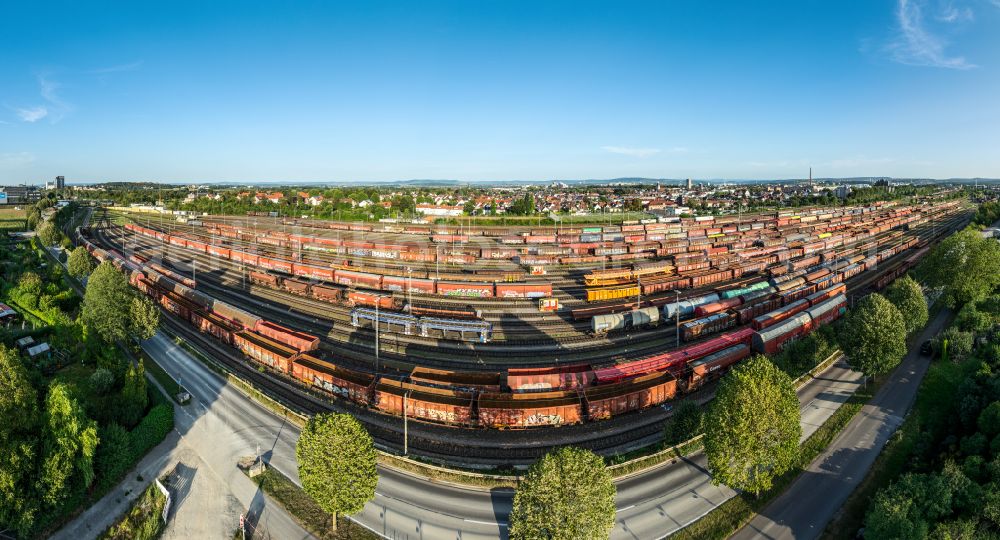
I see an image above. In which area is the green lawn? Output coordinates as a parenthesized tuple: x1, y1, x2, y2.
(0, 207, 27, 232)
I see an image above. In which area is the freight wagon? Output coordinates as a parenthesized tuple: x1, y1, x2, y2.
(374, 379, 474, 426)
(292, 354, 375, 405)
(478, 391, 583, 428)
(584, 371, 677, 420)
(506, 364, 595, 392)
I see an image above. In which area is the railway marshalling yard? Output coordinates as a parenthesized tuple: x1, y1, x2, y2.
(81, 198, 971, 465)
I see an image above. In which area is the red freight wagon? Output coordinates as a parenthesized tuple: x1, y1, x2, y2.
(230, 250, 259, 266)
(806, 283, 847, 306)
(258, 257, 293, 274)
(374, 379, 474, 426)
(168, 235, 186, 248)
(495, 283, 553, 298)
(480, 248, 520, 259)
(641, 276, 690, 294)
(687, 344, 750, 390)
(234, 331, 298, 373)
(593, 327, 754, 383)
(399, 251, 436, 263)
(211, 300, 261, 330)
(808, 295, 847, 326)
(207, 245, 231, 258)
(682, 312, 737, 342)
(382, 275, 437, 294)
(335, 269, 382, 289)
(735, 296, 783, 324)
(506, 364, 594, 392)
(348, 291, 403, 310)
(585, 371, 677, 420)
(311, 284, 343, 302)
(292, 354, 374, 405)
(478, 391, 582, 428)
(160, 291, 193, 320)
(256, 320, 319, 352)
(292, 263, 334, 281)
(688, 268, 734, 288)
(436, 281, 494, 298)
(751, 312, 814, 354)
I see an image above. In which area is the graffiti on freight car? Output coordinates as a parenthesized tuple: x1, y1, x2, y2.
(442, 289, 492, 298)
(524, 413, 563, 426)
(414, 406, 459, 424)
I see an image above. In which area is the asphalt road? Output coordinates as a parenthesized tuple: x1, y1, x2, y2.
(138, 329, 865, 540)
(731, 307, 952, 540)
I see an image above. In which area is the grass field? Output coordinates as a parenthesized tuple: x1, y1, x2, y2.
(0, 207, 27, 232)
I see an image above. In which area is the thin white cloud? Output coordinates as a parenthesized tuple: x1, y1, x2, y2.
(886, 0, 976, 69)
(937, 2, 973, 22)
(0, 152, 36, 169)
(88, 60, 144, 74)
(15, 106, 48, 122)
(602, 146, 662, 158)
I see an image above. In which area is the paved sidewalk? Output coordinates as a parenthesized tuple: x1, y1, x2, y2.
(52, 333, 312, 540)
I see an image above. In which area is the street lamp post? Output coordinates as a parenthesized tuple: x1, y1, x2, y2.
(374, 299, 380, 373)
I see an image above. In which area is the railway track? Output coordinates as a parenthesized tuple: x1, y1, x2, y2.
(93, 209, 970, 373)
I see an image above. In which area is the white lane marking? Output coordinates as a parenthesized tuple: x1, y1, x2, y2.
(464, 519, 507, 526)
(618, 504, 636, 511)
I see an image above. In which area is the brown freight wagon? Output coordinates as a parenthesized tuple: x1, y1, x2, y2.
(191, 310, 241, 345)
(506, 364, 595, 392)
(584, 371, 677, 420)
(311, 284, 343, 302)
(292, 354, 375, 405)
(409, 366, 503, 393)
(282, 278, 311, 295)
(249, 271, 280, 287)
(234, 331, 298, 373)
(478, 391, 582, 428)
(374, 379, 474, 426)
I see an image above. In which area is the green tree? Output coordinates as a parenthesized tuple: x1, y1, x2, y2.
(129, 296, 160, 340)
(839, 294, 908, 378)
(38, 383, 99, 507)
(939, 327, 974, 360)
(865, 473, 953, 540)
(67, 246, 95, 278)
(509, 446, 616, 540)
(919, 229, 1000, 307)
(884, 274, 929, 335)
(118, 363, 148, 428)
(704, 355, 800, 495)
(664, 400, 704, 445)
(0, 347, 41, 536)
(955, 304, 994, 333)
(296, 413, 377, 528)
(82, 261, 138, 343)
(36, 220, 60, 246)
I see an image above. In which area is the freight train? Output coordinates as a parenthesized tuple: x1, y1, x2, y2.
(124, 223, 554, 299)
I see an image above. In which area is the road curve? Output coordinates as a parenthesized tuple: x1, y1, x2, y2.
(141, 328, 865, 539)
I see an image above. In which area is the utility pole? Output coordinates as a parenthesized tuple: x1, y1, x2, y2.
(374, 299, 380, 373)
(403, 389, 411, 456)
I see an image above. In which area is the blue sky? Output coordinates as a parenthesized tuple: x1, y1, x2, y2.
(1, 0, 998, 183)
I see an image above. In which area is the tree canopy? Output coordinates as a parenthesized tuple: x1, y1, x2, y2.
(82, 261, 156, 343)
(704, 354, 800, 495)
(918, 229, 1000, 307)
(296, 413, 377, 525)
(36, 220, 60, 246)
(883, 274, 929, 335)
(839, 293, 908, 378)
(38, 383, 99, 507)
(509, 446, 616, 540)
(67, 246, 95, 278)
